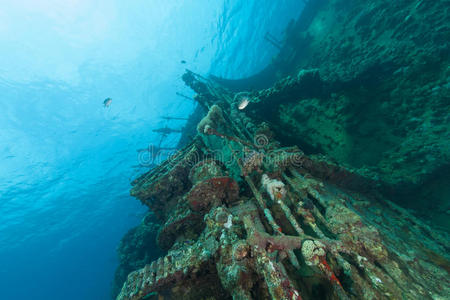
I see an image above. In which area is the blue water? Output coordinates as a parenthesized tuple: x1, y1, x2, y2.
(0, 1, 303, 299)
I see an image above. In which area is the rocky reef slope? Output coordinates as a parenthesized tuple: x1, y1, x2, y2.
(225, 0, 449, 225)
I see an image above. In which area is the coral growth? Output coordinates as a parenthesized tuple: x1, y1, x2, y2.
(301, 239, 326, 266)
(240, 148, 264, 176)
(187, 176, 239, 211)
(261, 174, 286, 201)
(112, 213, 163, 299)
(197, 104, 225, 134)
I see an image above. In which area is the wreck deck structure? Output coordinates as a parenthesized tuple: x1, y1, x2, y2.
(116, 71, 449, 300)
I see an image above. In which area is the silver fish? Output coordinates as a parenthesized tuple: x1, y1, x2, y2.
(238, 97, 249, 110)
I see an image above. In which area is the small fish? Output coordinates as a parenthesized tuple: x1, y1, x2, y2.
(238, 97, 250, 110)
(103, 98, 112, 107)
(180, 60, 186, 64)
(183, 240, 194, 246)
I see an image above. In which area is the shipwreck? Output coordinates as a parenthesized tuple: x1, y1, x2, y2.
(113, 0, 450, 299)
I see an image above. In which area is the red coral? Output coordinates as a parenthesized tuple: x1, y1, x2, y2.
(319, 258, 343, 288)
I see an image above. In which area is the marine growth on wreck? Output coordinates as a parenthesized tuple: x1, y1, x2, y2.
(115, 70, 449, 300)
(114, 1, 450, 299)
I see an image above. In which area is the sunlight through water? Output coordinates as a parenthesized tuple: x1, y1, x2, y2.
(0, 1, 303, 299)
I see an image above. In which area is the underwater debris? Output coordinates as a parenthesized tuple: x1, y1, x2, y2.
(152, 127, 182, 134)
